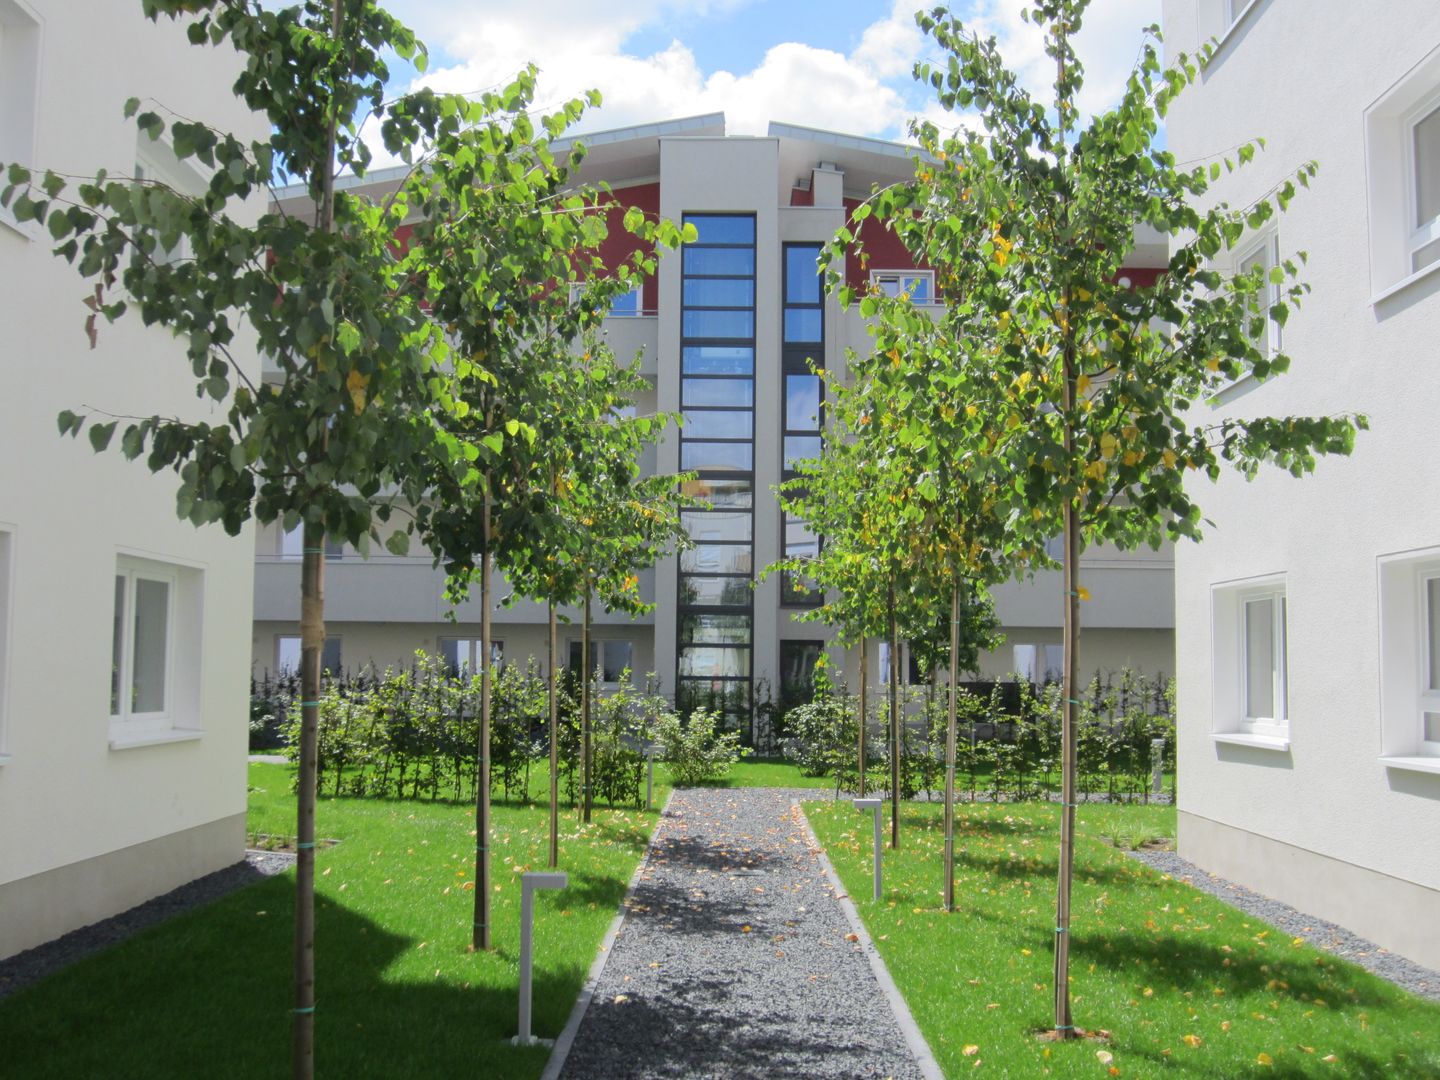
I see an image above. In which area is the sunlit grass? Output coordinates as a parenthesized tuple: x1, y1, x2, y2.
(0, 763, 666, 1079)
(806, 800, 1440, 1078)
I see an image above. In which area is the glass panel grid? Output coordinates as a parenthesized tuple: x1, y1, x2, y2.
(680, 213, 756, 710)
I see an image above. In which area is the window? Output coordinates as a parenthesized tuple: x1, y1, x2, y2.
(1241, 590, 1287, 732)
(0, 527, 11, 761)
(438, 637, 502, 677)
(870, 270, 935, 305)
(276, 634, 343, 676)
(1210, 574, 1289, 748)
(110, 554, 203, 744)
(1224, 0, 1257, 28)
(1013, 643, 1065, 684)
(279, 525, 343, 560)
(1378, 549, 1440, 768)
(132, 134, 206, 266)
(1407, 96, 1440, 274)
(568, 639, 633, 684)
(0, 1, 41, 238)
(780, 640, 824, 712)
(677, 213, 756, 724)
(1234, 231, 1280, 358)
(570, 280, 644, 317)
(1365, 45, 1440, 297)
(782, 243, 825, 607)
(878, 641, 925, 685)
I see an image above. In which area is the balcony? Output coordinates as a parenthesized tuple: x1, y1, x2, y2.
(600, 313, 659, 375)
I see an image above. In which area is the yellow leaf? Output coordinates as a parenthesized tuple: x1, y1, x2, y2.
(962, 1045, 979, 1056)
(346, 369, 370, 414)
(1078, 585, 1092, 601)
(1257, 1052, 1273, 1066)
(1182, 1034, 1202, 1048)
(1206, 357, 1221, 371)
(1162, 449, 1178, 469)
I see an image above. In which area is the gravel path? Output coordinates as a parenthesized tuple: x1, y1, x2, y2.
(1129, 850, 1440, 1001)
(0, 850, 294, 1002)
(557, 787, 926, 1080)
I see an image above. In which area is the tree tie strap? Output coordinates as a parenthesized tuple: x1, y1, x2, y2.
(293, 1005, 316, 1015)
(303, 547, 325, 554)
(296, 841, 317, 850)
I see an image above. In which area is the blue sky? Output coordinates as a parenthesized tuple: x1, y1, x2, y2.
(374, 0, 1161, 151)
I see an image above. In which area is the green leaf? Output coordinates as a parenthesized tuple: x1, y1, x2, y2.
(56, 410, 81, 437)
(123, 97, 141, 119)
(88, 421, 117, 452)
(385, 531, 411, 557)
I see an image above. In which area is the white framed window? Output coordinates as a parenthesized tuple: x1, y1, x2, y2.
(1405, 92, 1440, 275)
(569, 280, 644, 317)
(1211, 573, 1289, 749)
(1365, 43, 1440, 299)
(0, 0, 42, 239)
(132, 133, 207, 266)
(440, 637, 502, 677)
(110, 554, 203, 746)
(1234, 230, 1281, 359)
(276, 634, 343, 676)
(870, 270, 934, 305)
(1240, 588, 1287, 733)
(278, 524, 343, 560)
(569, 638, 634, 684)
(1378, 548, 1440, 770)
(1224, 0, 1259, 29)
(1012, 643, 1064, 685)
(0, 526, 12, 763)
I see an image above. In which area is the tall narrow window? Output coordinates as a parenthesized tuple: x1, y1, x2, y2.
(1410, 98, 1440, 273)
(1241, 590, 1287, 732)
(0, 2, 41, 237)
(677, 214, 755, 725)
(782, 243, 824, 606)
(111, 564, 175, 723)
(0, 529, 12, 758)
(1235, 232, 1281, 358)
(779, 640, 824, 714)
(1423, 574, 1440, 752)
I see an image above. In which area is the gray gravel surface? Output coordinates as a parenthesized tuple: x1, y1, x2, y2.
(1129, 850, 1440, 1001)
(0, 850, 294, 1002)
(557, 787, 925, 1080)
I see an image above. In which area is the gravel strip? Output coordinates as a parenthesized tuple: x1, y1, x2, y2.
(557, 787, 925, 1080)
(0, 850, 294, 1002)
(1128, 850, 1440, 1001)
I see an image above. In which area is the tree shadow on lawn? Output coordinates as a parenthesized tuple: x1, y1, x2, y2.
(0, 875, 585, 1080)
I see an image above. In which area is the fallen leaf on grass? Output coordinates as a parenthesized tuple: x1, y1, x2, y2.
(1096, 1050, 1113, 1065)
(1257, 1053, 1273, 1066)
(1181, 1034, 1202, 1048)
(962, 1045, 979, 1056)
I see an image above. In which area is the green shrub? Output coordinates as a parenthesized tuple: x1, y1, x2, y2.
(653, 707, 746, 786)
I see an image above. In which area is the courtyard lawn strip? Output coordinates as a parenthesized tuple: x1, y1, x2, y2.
(805, 800, 1440, 1079)
(0, 763, 668, 1080)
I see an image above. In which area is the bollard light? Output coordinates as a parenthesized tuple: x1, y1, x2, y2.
(852, 797, 883, 902)
(645, 743, 655, 810)
(512, 870, 568, 1047)
(1150, 737, 1166, 797)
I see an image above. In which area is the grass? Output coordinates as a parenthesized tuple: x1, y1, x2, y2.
(0, 763, 667, 1079)
(805, 800, 1440, 1079)
(661, 756, 836, 789)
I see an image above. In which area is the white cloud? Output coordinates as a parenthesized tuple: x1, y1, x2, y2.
(361, 0, 1160, 163)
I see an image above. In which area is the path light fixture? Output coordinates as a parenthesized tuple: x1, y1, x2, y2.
(853, 797, 883, 902)
(512, 870, 568, 1047)
(645, 742, 656, 810)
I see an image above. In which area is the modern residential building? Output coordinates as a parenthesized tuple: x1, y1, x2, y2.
(1164, 0, 1440, 968)
(0, 1, 263, 959)
(252, 116, 1175, 723)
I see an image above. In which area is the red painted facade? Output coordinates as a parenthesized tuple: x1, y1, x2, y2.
(595, 182, 662, 313)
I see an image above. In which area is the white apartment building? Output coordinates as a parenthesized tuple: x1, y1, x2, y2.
(1165, 0, 1440, 967)
(0, 2, 262, 958)
(253, 117, 1175, 725)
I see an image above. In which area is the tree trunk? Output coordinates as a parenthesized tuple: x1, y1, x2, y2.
(857, 634, 867, 797)
(581, 585, 592, 824)
(888, 587, 900, 850)
(472, 499, 493, 951)
(1053, 304, 1081, 1036)
(548, 599, 559, 868)
(293, 5, 341, 1070)
(293, 520, 325, 1080)
(944, 581, 959, 912)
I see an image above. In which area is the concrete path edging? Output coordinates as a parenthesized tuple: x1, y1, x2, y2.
(540, 790, 676, 1080)
(792, 798, 946, 1080)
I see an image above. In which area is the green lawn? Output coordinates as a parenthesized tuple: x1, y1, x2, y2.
(659, 756, 836, 790)
(806, 800, 1440, 1079)
(0, 763, 666, 1079)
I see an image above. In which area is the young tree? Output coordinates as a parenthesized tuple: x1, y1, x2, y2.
(0, 3, 488, 1072)
(401, 84, 689, 947)
(876, 0, 1365, 1037)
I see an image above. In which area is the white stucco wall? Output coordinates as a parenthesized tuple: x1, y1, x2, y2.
(0, 2, 264, 956)
(1164, 0, 1440, 959)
